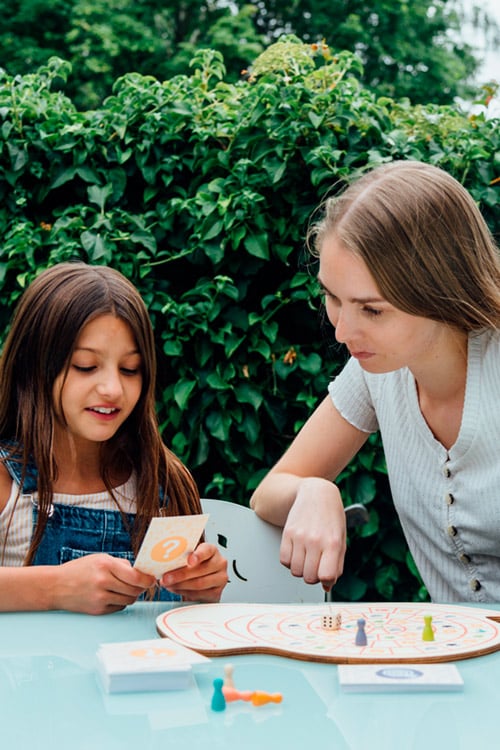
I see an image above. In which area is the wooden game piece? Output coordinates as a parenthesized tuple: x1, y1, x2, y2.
(321, 612, 342, 630)
(355, 618, 367, 646)
(211, 677, 226, 711)
(422, 614, 435, 641)
(222, 686, 254, 702)
(250, 691, 283, 706)
(223, 662, 235, 689)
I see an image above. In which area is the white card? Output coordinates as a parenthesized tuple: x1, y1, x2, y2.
(133, 514, 209, 578)
(338, 663, 464, 692)
(98, 637, 210, 671)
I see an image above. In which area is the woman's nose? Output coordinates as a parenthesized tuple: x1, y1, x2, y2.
(331, 307, 350, 344)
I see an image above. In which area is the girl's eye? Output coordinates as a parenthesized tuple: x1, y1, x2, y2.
(72, 365, 95, 372)
(120, 367, 140, 375)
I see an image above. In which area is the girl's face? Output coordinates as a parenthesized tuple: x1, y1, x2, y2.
(53, 314, 143, 448)
(318, 236, 448, 375)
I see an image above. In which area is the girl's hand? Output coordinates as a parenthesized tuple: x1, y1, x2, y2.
(53, 554, 156, 615)
(160, 543, 228, 602)
(280, 477, 347, 592)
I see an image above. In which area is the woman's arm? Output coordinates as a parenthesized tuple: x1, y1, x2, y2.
(250, 395, 369, 590)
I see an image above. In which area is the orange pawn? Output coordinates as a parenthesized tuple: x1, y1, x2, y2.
(222, 686, 254, 703)
(250, 691, 283, 706)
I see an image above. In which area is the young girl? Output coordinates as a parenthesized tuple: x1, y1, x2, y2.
(0, 262, 227, 614)
(251, 160, 500, 603)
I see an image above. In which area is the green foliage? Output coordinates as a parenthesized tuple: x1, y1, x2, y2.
(0, 0, 491, 108)
(250, 0, 483, 104)
(0, 46, 498, 601)
(0, 0, 265, 108)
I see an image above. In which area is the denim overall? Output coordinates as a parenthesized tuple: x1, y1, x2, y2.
(0, 447, 179, 602)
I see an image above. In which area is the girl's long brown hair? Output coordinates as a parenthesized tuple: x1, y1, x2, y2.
(0, 262, 201, 565)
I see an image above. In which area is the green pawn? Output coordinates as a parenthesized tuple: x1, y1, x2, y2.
(422, 615, 435, 641)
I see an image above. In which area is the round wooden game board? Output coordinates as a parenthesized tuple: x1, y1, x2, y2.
(156, 603, 500, 664)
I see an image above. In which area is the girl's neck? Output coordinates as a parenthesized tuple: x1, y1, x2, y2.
(51, 433, 127, 494)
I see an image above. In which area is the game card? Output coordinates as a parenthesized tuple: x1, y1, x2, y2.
(133, 514, 209, 578)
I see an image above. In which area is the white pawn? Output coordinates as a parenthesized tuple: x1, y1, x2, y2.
(223, 663, 235, 689)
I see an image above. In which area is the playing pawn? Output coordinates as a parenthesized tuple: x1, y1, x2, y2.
(222, 686, 254, 703)
(211, 677, 226, 712)
(355, 618, 367, 646)
(251, 691, 283, 706)
(223, 663, 235, 689)
(422, 614, 435, 642)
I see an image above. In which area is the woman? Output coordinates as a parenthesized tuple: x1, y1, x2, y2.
(251, 160, 500, 602)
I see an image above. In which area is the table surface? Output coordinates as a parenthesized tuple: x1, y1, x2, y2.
(2, 601, 498, 750)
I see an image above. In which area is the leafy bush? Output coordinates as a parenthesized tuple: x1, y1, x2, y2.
(0, 41, 498, 601)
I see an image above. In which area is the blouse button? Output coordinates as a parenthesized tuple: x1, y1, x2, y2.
(447, 525, 457, 537)
(470, 579, 481, 592)
(446, 493, 455, 505)
(460, 553, 471, 564)
(443, 466, 451, 478)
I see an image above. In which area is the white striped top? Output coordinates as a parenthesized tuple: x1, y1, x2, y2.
(0, 476, 136, 566)
(329, 328, 500, 602)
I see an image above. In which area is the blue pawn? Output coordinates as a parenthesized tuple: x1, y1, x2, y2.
(211, 677, 226, 712)
(355, 618, 367, 646)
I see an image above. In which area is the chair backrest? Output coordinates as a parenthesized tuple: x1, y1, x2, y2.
(201, 498, 324, 603)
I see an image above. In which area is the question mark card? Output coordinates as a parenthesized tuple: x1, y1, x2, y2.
(133, 514, 209, 578)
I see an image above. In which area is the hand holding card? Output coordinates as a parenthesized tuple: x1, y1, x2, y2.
(133, 514, 209, 579)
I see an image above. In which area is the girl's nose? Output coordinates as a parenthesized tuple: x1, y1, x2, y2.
(96, 369, 123, 398)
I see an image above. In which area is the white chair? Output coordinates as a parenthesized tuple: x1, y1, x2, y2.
(201, 497, 324, 603)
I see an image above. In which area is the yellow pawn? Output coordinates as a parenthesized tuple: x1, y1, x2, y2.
(422, 614, 435, 641)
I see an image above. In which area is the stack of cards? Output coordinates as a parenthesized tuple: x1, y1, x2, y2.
(96, 638, 210, 693)
(337, 663, 464, 693)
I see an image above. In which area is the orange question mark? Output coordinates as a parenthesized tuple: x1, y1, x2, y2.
(151, 535, 187, 562)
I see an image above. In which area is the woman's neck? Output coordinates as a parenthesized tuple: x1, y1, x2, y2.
(412, 329, 468, 449)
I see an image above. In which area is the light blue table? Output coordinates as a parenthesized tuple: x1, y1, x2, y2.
(1, 602, 498, 750)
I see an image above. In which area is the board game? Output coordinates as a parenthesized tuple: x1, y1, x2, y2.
(156, 603, 500, 664)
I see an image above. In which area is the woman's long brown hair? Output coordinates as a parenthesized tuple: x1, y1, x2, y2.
(309, 160, 500, 331)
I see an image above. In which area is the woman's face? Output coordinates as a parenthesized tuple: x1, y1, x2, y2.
(52, 314, 143, 449)
(318, 236, 448, 375)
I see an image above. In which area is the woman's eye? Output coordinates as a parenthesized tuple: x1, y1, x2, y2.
(363, 307, 382, 317)
(120, 367, 140, 375)
(72, 365, 95, 372)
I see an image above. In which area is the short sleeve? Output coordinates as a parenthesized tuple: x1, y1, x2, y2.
(328, 357, 379, 433)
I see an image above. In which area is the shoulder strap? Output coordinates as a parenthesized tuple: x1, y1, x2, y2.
(0, 443, 38, 494)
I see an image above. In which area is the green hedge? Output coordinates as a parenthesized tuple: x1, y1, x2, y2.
(1, 40, 498, 601)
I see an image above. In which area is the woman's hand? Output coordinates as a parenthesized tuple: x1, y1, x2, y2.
(280, 477, 347, 592)
(160, 542, 228, 602)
